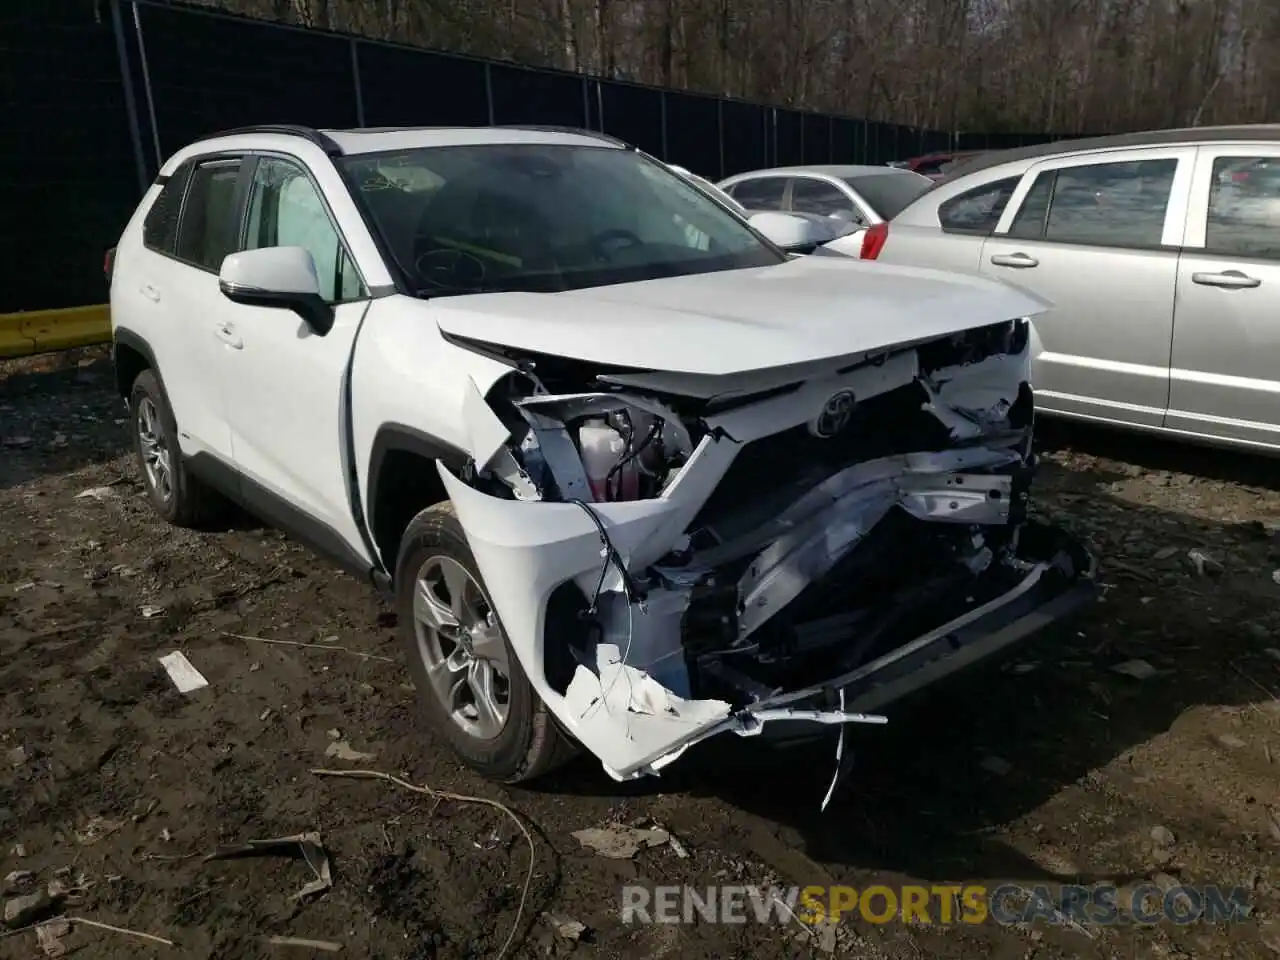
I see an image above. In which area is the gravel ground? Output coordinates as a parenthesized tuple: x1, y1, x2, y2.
(2, 347, 1279, 959)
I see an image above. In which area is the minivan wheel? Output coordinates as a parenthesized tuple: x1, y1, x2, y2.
(395, 502, 576, 783)
(128, 369, 222, 528)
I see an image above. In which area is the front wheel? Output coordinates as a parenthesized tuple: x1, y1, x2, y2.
(395, 502, 577, 783)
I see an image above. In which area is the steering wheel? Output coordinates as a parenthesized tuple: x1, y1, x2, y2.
(415, 248, 488, 291)
(589, 229, 643, 260)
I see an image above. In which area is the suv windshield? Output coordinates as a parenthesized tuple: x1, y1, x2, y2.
(843, 172, 932, 219)
(339, 143, 784, 296)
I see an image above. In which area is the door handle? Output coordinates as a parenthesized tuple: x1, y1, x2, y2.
(215, 323, 243, 350)
(1191, 270, 1261, 289)
(139, 284, 160, 302)
(989, 252, 1039, 269)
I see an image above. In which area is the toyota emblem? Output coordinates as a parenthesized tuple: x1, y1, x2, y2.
(810, 389, 856, 438)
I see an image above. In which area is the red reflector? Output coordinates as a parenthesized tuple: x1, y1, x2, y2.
(860, 222, 889, 260)
(104, 248, 116, 283)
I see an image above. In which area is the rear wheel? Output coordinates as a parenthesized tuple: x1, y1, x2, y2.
(128, 369, 223, 528)
(396, 502, 576, 782)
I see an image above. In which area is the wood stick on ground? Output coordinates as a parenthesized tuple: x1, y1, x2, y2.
(67, 916, 175, 946)
(224, 632, 395, 663)
(0, 916, 176, 946)
(265, 935, 343, 951)
(310, 767, 535, 960)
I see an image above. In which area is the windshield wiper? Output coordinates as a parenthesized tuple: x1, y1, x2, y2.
(411, 285, 506, 299)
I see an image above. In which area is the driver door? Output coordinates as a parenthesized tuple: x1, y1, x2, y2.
(219, 154, 375, 563)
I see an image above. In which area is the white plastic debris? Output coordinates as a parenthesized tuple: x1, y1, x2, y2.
(1112, 659, 1157, 680)
(323, 740, 376, 762)
(74, 486, 114, 500)
(158, 651, 209, 693)
(571, 824, 671, 859)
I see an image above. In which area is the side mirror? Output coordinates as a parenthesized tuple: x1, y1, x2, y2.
(218, 246, 334, 336)
(748, 212, 838, 253)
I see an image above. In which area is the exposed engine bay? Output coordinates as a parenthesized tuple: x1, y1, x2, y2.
(439, 317, 1095, 794)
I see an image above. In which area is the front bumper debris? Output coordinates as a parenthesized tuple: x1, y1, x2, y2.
(438, 318, 1099, 799)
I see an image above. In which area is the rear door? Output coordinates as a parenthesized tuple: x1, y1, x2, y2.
(1168, 144, 1280, 447)
(876, 174, 1022, 273)
(119, 155, 245, 462)
(980, 146, 1195, 427)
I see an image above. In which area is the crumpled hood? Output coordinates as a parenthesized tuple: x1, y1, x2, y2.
(432, 255, 1049, 376)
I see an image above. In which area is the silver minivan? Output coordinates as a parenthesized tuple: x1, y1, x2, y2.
(861, 124, 1280, 454)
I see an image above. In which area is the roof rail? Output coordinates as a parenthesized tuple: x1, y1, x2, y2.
(495, 124, 633, 149)
(198, 124, 344, 156)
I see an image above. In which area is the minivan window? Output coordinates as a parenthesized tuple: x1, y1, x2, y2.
(938, 176, 1019, 233)
(143, 161, 192, 255)
(175, 158, 243, 271)
(1040, 158, 1176, 248)
(1205, 156, 1280, 260)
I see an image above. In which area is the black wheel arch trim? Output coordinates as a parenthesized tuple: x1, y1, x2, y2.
(112, 327, 162, 401)
(366, 423, 470, 560)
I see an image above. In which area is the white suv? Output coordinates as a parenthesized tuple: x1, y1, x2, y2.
(106, 124, 1095, 792)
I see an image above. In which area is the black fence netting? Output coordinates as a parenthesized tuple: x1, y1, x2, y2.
(0, 0, 141, 313)
(357, 44, 489, 128)
(491, 63, 587, 127)
(2, 0, 1076, 313)
(664, 92, 722, 178)
(720, 100, 768, 175)
(138, 4, 360, 160)
(596, 80, 664, 156)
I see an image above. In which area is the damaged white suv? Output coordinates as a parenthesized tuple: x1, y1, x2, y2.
(107, 124, 1096, 792)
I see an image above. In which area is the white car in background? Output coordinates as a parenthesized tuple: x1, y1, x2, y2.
(717, 164, 934, 256)
(666, 164, 747, 216)
(106, 123, 1094, 796)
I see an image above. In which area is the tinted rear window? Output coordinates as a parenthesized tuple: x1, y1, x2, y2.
(142, 162, 192, 255)
(843, 173, 931, 219)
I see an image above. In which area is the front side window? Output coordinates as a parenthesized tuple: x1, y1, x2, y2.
(1205, 155, 1280, 259)
(938, 176, 1020, 233)
(1037, 158, 1176, 247)
(243, 158, 365, 303)
(725, 176, 787, 211)
(340, 144, 785, 296)
(175, 158, 243, 271)
(790, 178, 856, 217)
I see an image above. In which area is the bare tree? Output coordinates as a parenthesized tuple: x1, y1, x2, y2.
(208, 0, 1280, 135)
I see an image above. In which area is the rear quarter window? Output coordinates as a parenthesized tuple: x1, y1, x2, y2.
(142, 162, 193, 255)
(937, 176, 1021, 234)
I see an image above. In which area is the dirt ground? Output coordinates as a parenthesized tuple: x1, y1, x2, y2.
(2, 347, 1280, 959)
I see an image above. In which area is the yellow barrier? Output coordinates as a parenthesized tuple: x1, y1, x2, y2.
(0, 305, 112, 360)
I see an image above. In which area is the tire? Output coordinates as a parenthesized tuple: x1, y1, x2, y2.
(128, 369, 223, 529)
(396, 501, 577, 783)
